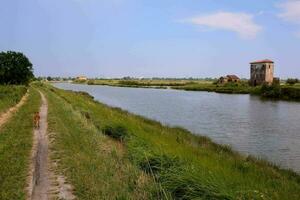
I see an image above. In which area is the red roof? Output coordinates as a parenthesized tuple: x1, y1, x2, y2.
(226, 75, 240, 80)
(250, 59, 274, 64)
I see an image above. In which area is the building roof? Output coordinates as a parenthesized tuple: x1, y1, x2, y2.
(250, 59, 274, 64)
(226, 75, 240, 80)
(219, 76, 228, 79)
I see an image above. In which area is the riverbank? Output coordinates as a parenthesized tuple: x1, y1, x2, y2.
(75, 79, 300, 101)
(38, 83, 300, 199)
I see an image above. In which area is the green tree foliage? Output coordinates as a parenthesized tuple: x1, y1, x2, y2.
(261, 83, 281, 98)
(286, 78, 299, 85)
(0, 51, 34, 85)
(46, 76, 52, 81)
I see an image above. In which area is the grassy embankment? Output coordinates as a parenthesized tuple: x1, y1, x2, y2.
(174, 82, 300, 101)
(75, 79, 260, 94)
(172, 81, 261, 94)
(0, 88, 41, 199)
(38, 83, 160, 199)
(0, 85, 27, 114)
(76, 79, 300, 100)
(39, 83, 300, 199)
(77, 79, 213, 89)
(279, 84, 300, 101)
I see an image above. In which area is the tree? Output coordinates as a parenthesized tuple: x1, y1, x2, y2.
(0, 51, 34, 85)
(261, 82, 281, 98)
(286, 78, 299, 85)
(47, 76, 52, 81)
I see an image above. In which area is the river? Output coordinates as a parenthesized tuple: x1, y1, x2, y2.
(53, 83, 300, 173)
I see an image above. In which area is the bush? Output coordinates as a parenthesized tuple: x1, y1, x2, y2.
(286, 78, 299, 85)
(261, 83, 281, 98)
(87, 80, 95, 85)
(102, 125, 128, 141)
(281, 87, 300, 100)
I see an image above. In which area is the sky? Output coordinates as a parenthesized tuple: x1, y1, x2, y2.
(1, 0, 300, 78)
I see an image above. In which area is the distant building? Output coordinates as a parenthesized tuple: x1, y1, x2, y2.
(250, 59, 274, 86)
(218, 75, 240, 84)
(76, 76, 88, 81)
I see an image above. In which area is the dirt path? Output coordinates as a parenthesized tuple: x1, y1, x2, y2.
(0, 91, 28, 128)
(27, 91, 51, 200)
(27, 91, 75, 200)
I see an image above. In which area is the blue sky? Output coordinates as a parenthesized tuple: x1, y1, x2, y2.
(1, 0, 300, 78)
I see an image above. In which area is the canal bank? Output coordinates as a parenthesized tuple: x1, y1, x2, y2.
(42, 83, 300, 199)
(54, 82, 300, 173)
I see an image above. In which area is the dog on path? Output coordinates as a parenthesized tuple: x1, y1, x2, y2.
(34, 112, 40, 128)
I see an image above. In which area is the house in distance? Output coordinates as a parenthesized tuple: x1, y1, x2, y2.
(250, 59, 275, 86)
(218, 75, 240, 84)
(76, 76, 88, 81)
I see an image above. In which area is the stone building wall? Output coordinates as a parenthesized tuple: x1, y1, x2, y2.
(250, 62, 274, 86)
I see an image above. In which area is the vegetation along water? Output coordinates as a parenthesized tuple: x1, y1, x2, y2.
(77, 78, 300, 101)
(42, 83, 300, 199)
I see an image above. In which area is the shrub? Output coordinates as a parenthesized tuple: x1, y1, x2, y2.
(261, 83, 281, 98)
(281, 87, 300, 100)
(87, 80, 95, 85)
(286, 78, 299, 85)
(102, 125, 128, 141)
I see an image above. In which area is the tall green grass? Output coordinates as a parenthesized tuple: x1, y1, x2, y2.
(40, 85, 161, 199)
(0, 88, 41, 200)
(43, 84, 300, 200)
(0, 85, 27, 114)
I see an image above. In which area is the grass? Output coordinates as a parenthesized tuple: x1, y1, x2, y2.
(38, 84, 161, 199)
(280, 85, 300, 100)
(172, 81, 261, 95)
(81, 79, 300, 101)
(0, 85, 27, 114)
(40, 83, 300, 200)
(73, 78, 300, 101)
(77, 79, 213, 89)
(77, 78, 262, 95)
(0, 88, 41, 200)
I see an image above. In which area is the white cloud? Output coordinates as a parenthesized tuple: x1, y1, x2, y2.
(182, 12, 262, 39)
(278, 0, 300, 24)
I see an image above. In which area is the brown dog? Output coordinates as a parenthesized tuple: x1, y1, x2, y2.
(34, 112, 40, 128)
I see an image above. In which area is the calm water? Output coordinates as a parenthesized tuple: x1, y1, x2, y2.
(54, 83, 300, 172)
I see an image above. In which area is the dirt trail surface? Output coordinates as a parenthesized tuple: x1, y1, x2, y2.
(27, 91, 75, 200)
(0, 92, 28, 128)
(27, 91, 51, 200)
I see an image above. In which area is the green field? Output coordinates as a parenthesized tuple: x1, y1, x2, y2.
(0, 85, 27, 114)
(0, 88, 41, 199)
(37, 83, 300, 199)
